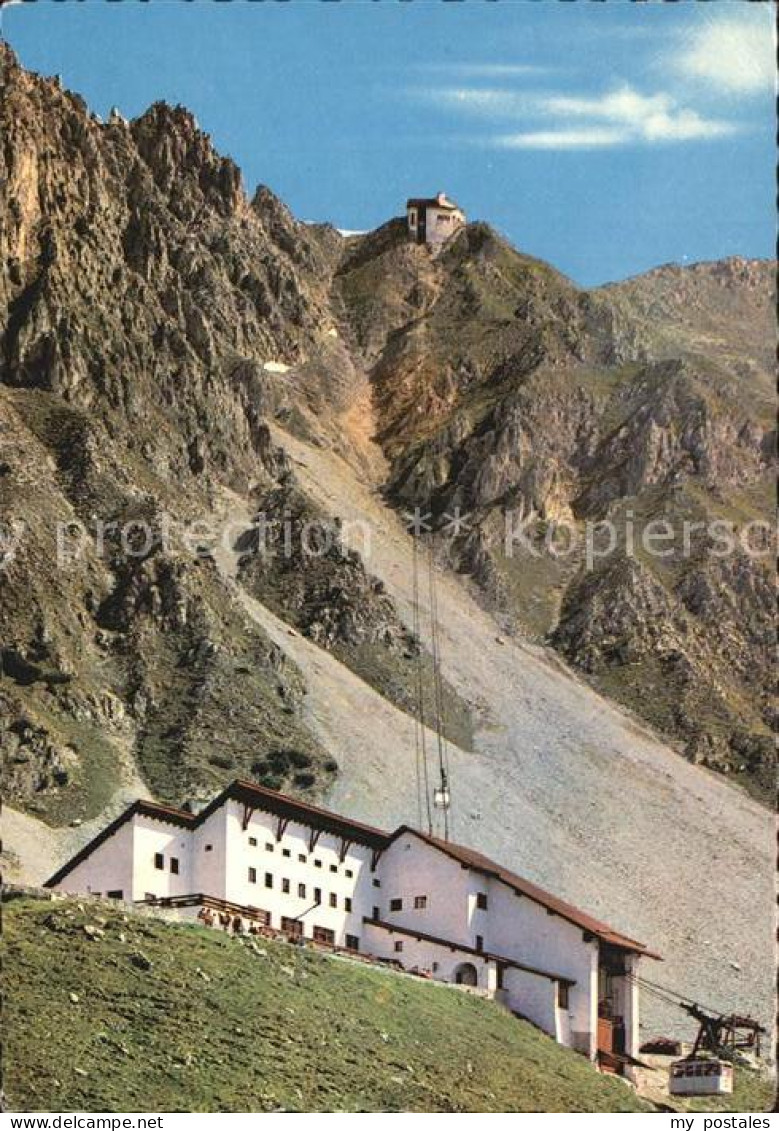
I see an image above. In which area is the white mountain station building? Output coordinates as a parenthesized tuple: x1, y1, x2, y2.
(406, 192, 466, 248)
(45, 779, 660, 1076)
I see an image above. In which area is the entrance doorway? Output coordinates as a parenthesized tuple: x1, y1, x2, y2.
(453, 962, 478, 987)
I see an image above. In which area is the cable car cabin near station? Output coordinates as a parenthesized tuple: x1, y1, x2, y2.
(669, 1059, 734, 1097)
(44, 778, 660, 1079)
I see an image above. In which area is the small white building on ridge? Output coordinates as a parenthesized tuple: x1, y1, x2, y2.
(406, 192, 466, 248)
(45, 779, 659, 1076)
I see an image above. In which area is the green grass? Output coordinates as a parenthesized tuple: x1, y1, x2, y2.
(3, 897, 651, 1113)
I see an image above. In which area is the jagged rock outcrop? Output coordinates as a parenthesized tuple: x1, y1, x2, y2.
(0, 45, 352, 815)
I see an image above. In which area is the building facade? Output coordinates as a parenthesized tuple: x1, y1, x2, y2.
(406, 192, 466, 248)
(45, 779, 658, 1076)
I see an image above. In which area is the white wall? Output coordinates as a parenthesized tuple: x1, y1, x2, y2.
(622, 953, 640, 1060)
(406, 205, 465, 246)
(363, 921, 494, 989)
(370, 831, 602, 1054)
(191, 804, 229, 897)
(501, 967, 560, 1040)
(222, 801, 378, 948)
(425, 206, 465, 246)
(52, 819, 135, 900)
(378, 833, 488, 949)
(131, 815, 192, 901)
(486, 876, 599, 1057)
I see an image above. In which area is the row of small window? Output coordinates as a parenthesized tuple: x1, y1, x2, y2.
(248, 837, 356, 878)
(248, 869, 353, 911)
(387, 894, 486, 912)
(383, 894, 485, 912)
(154, 853, 179, 874)
(389, 896, 427, 911)
(252, 909, 359, 951)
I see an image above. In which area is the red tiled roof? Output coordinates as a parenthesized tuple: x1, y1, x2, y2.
(394, 828, 661, 960)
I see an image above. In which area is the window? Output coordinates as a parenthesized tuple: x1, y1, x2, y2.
(264, 872, 273, 888)
(329, 893, 337, 908)
(432, 961, 439, 973)
(394, 941, 404, 953)
(329, 864, 338, 874)
(345, 934, 359, 952)
(345, 869, 354, 878)
(344, 897, 353, 913)
(170, 857, 179, 875)
(372, 906, 380, 922)
(314, 887, 322, 904)
(413, 896, 427, 910)
(282, 848, 291, 858)
(389, 898, 403, 912)
(409, 209, 417, 226)
(282, 878, 290, 894)
(249, 837, 258, 847)
(313, 925, 336, 945)
(558, 983, 570, 1010)
(265, 843, 274, 852)
(281, 916, 303, 938)
(204, 844, 213, 853)
(475, 935, 484, 953)
(107, 890, 123, 900)
(476, 892, 488, 911)
(372, 878, 381, 888)
(314, 859, 322, 869)
(298, 883, 307, 899)
(248, 867, 257, 884)
(154, 853, 164, 870)
(298, 854, 307, 863)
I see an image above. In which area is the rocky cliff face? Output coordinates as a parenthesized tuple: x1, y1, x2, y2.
(334, 219, 775, 801)
(0, 45, 349, 817)
(0, 45, 774, 823)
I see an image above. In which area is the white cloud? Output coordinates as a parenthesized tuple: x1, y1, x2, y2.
(666, 12, 776, 95)
(412, 87, 532, 116)
(540, 85, 737, 142)
(410, 63, 549, 79)
(496, 128, 625, 151)
(425, 81, 739, 150)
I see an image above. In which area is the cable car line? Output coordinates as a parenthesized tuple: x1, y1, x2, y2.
(411, 531, 433, 836)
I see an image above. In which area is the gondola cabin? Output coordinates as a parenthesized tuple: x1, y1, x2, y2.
(669, 1058, 734, 1096)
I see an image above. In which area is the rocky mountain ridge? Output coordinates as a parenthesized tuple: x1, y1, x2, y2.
(0, 43, 774, 836)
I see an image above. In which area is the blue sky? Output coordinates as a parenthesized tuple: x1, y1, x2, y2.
(2, 0, 775, 285)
